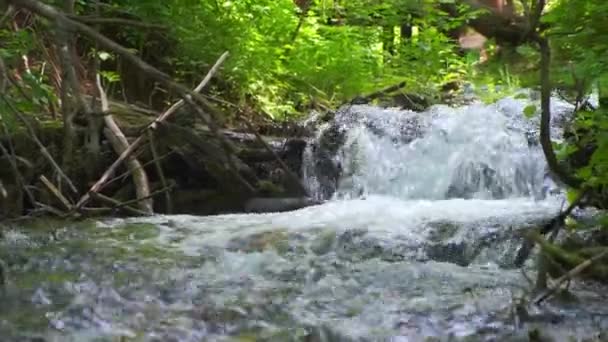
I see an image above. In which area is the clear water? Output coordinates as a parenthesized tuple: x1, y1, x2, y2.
(2, 94, 607, 341)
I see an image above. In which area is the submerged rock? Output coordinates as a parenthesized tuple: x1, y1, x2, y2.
(243, 197, 322, 213)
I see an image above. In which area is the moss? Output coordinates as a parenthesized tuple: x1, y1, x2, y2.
(11, 218, 98, 234)
(310, 228, 336, 255)
(0, 307, 50, 332)
(533, 233, 608, 282)
(427, 221, 460, 242)
(15, 271, 78, 289)
(256, 180, 285, 196)
(99, 223, 161, 241)
(227, 230, 289, 254)
(133, 242, 174, 259)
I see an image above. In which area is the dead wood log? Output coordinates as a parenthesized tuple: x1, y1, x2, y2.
(534, 248, 608, 305)
(97, 74, 153, 214)
(514, 191, 587, 267)
(155, 122, 257, 192)
(241, 117, 308, 196)
(39, 175, 72, 211)
(90, 192, 148, 216)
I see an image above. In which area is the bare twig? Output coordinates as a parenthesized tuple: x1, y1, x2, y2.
(0, 257, 8, 289)
(0, 180, 6, 200)
(147, 130, 173, 214)
(8, 0, 228, 129)
(9, 0, 254, 203)
(514, 190, 587, 267)
(0, 56, 7, 93)
(54, 1, 97, 174)
(97, 73, 153, 214)
(104, 149, 174, 190)
(0, 5, 15, 28)
(0, 93, 78, 194)
(534, 248, 608, 305)
(67, 15, 167, 29)
(0, 141, 35, 207)
(90, 192, 148, 216)
(32, 201, 65, 216)
(180, 96, 256, 193)
(241, 116, 308, 196)
(350, 81, 407, 104)
(75, 51, 230, 209)
(39, 175, 72, 211)
(109, 185, 173, 212)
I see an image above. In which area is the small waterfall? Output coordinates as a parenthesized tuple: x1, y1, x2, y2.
(303, 93, 573, 201)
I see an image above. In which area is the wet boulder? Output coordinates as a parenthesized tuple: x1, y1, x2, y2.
(243, 197, 322, 214)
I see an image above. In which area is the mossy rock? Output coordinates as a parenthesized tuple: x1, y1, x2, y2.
(309, 228, 337, 255)
(256, 180, 285, 196)
(427, 221, 460, 242)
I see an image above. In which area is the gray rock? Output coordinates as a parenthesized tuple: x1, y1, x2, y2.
(244, 197, 322, 213)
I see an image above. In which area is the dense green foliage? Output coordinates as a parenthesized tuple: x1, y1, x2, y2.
(544, 0, 608, 193)
(80, 0, 478, 117)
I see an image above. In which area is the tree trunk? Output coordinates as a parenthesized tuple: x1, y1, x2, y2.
(538, 37, 581, 189)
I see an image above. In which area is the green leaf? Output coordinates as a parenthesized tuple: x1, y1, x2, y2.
(97, 51, 113, 61)
(523, 104, 537, 118)
(566, 188, 580, 204)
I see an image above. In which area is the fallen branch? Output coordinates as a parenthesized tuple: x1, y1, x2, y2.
(0, 55, 7, 93)
(109, 185, 173, 212)
(0, 180, 6, 200)
(32, 201, 65, 217)
(241, 116, 308, 196)
(534, 248, 608, 305)
(0, 257, 7, 289)
(67, 15, 167, 29)
(97, 74, 153, 214)
(39, 175, 72, 211)
(514, 190, 587, 267)
(103, 149, 174, 190)
(147, 131, 173, 214)
(180, 96, 256, 193)
(90, 192, 148, 216)
(0, 118, 37, 208)
(74, 51, 230, 210)
(351, 81, 407, 104)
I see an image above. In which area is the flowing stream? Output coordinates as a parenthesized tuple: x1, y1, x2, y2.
(2, 93, 608, 341)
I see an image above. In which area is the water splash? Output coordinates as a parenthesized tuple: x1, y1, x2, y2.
(303, 93, 573, 201)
